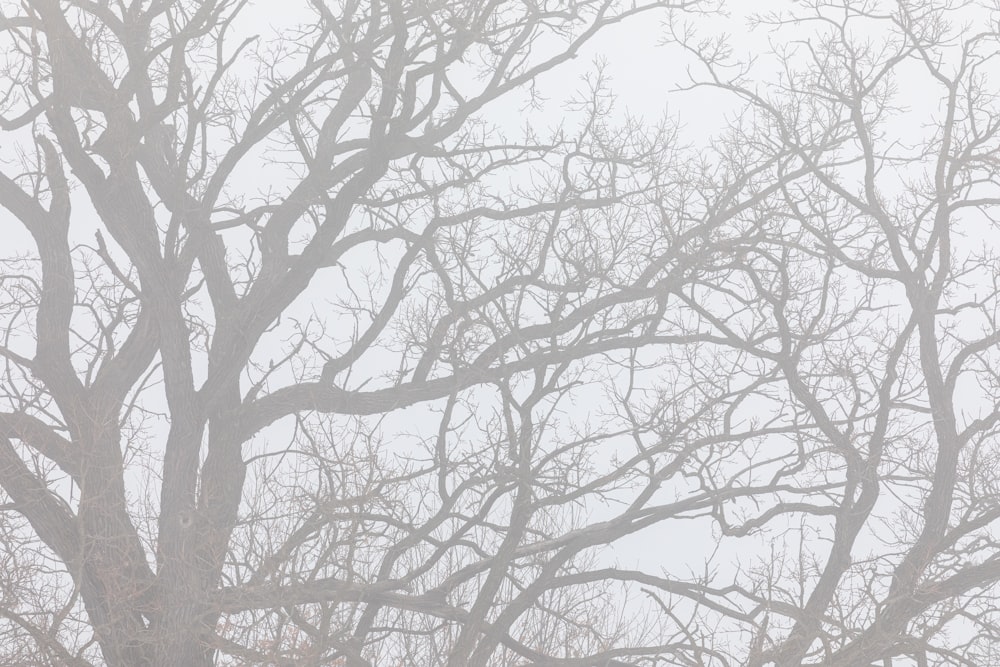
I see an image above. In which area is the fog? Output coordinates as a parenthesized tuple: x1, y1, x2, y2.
(0, 1, 999, 666)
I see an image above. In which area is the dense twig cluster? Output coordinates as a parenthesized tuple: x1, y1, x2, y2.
(1, 1, 1000, 665)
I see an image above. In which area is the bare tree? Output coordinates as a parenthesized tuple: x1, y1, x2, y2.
(4, 0, 1000, 666)
(0, 0, 731, 664)
(653, 1, 1000, 665)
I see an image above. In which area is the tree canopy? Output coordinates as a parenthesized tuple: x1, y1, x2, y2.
(2, 1, 1000, 666)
